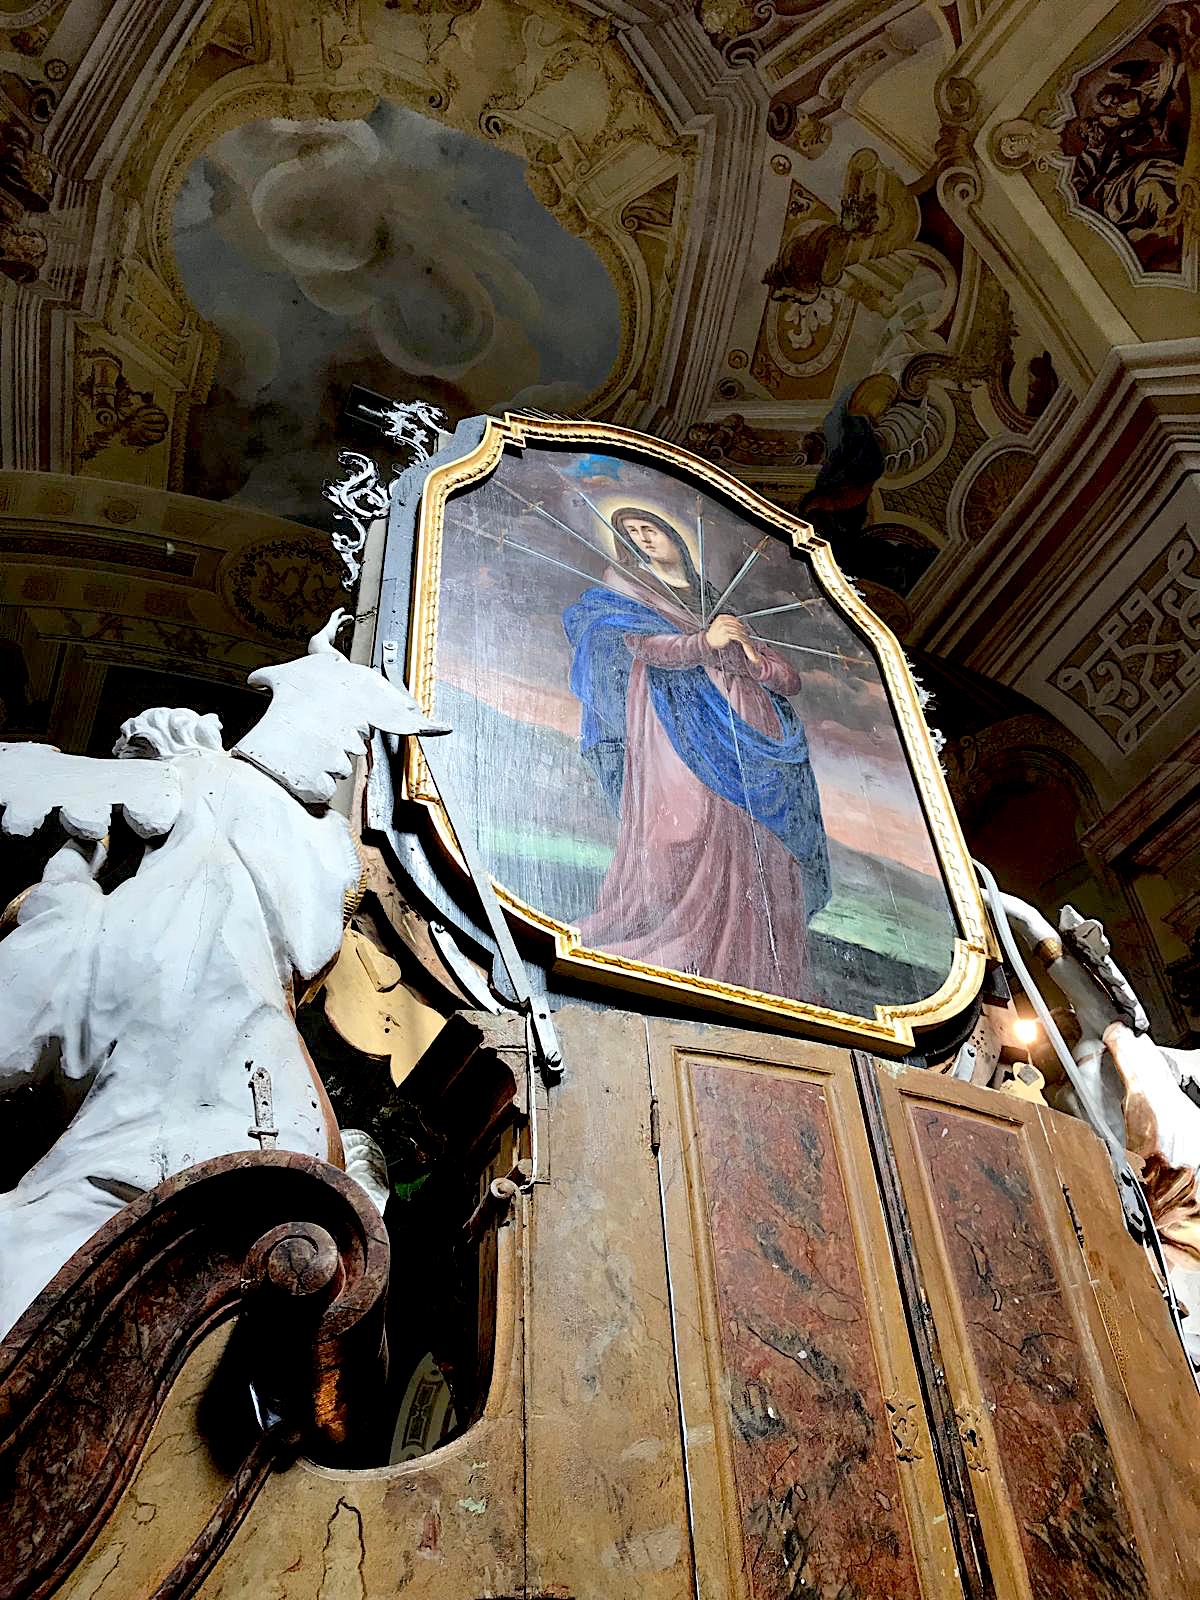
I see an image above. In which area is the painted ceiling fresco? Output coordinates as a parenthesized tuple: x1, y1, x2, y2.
(173, 103, 621, 521)
(3, 0, 1200, 1037)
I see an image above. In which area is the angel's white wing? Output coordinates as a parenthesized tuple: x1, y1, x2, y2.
(0, 743, 182, 840)
(232, 623, 448, 806)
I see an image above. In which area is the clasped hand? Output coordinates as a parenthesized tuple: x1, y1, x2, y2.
(704, 613, 760, 665)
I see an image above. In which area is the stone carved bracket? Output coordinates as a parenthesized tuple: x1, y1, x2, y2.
(0, 1152, 389, 1600)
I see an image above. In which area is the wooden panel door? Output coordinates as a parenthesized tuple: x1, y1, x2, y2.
(873, 1061, 1200, 1599)
(524, 1007, 695, 1599)
(650, 1021, 964, 1600)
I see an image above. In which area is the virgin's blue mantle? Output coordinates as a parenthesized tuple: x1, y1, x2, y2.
(563, 587, 831, 914)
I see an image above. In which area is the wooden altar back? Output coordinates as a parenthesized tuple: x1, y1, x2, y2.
(46, 1008, 1200, 1599)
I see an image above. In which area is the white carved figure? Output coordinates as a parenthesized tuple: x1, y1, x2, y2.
(0, 611, 444, 1338)
(1002, 892, 1200, 1362)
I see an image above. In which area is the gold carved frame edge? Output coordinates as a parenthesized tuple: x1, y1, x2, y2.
(405, 413, 989, 1053)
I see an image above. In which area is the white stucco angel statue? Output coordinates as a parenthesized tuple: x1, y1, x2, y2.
(0, 611, 444, 1337)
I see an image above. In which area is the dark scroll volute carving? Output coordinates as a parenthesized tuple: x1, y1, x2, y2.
(0, 1152, 389, 1600)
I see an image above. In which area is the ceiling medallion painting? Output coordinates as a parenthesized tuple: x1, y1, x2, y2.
(403, 416, 988, 1048)
(1051, 1, 1200, 286)
(171, 103, 621, 521)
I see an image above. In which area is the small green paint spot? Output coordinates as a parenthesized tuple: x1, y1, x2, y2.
(457, 1496, 487, 1515)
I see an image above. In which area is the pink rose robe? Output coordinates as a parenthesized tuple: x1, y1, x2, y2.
(579, 570, 814, 999)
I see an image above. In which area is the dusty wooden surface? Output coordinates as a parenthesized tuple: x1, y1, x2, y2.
(523, 1007, 692, 1597)
(1041, 1105, 1200, 1589)
(876, 1061, 1200, 1600)
(55, 1331, 233, 1600)
(33, 1011, 1200, 1598)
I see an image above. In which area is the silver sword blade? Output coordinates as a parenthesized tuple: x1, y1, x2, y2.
(708, 536, 772, 617)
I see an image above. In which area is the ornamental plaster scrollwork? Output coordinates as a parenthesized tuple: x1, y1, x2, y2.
(322, 453, 392, 592)
(1054, 524, 1200, 756)
(321, 402, 446, 588)
(758, 154, 956, 407)
(766, 101, 833, 158)
(933, 73, 984, 212)
(684, 413, 825, 471)
(987, 116, 1062, 176)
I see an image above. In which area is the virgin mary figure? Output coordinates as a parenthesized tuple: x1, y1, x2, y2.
(562, 506, 830, 999)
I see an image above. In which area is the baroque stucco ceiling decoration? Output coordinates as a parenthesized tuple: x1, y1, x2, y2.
(0, 0, 700, 736)
(130, 0, 693, 466)
(0, 0, 1197, 778)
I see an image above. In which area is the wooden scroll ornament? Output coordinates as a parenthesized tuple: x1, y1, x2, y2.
(0, 1151, 389, 1600)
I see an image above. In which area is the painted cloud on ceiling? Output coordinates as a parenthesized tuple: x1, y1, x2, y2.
(172, 102, 620, 520)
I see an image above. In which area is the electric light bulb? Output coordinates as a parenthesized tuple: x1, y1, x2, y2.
(1013, 1017, 1039, 1046)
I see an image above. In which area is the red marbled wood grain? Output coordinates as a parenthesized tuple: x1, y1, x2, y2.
(911, 1105, 1149, 1600)
(690, 1062, 922, 1600)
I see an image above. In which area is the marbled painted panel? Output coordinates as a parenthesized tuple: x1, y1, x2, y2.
(910, 1104, 1148, 1600)
(690, 1061, 923, 1600)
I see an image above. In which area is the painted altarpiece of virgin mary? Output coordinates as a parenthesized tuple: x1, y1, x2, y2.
(404, 418, 987, 1048)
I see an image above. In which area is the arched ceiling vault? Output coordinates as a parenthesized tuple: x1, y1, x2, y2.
(2, 2, 1200, 1041)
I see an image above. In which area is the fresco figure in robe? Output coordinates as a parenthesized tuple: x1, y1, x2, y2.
(563, 506, 830, 998)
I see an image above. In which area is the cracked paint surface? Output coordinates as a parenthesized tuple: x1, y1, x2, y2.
(318, 1498, 367, 1599)
(912, 1106, 1148, 1600)
(691, 1062, 921, 1599)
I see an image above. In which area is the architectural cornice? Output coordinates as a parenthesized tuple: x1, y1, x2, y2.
(1081, 727, 1200, 867)
(621, 10, 768, 436)
(915, 339, 1200, 677)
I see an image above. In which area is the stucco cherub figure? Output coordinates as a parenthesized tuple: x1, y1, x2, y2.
(0, 611, 445, 1338)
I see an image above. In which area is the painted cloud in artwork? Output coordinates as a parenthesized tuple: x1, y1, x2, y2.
(172, 102, 621, 520)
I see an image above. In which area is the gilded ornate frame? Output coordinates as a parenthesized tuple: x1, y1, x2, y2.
(404, 413, 990, 1052)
